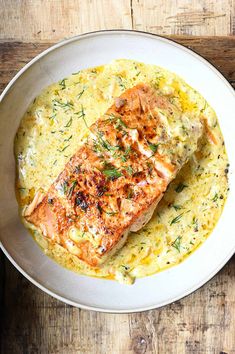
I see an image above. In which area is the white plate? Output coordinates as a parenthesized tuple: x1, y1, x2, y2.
(0, 30, 235, 313)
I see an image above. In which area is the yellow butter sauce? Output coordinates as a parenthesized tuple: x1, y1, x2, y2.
(15, 59, 229, 284)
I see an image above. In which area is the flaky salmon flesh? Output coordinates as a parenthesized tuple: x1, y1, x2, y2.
(24, 83, 203, 267)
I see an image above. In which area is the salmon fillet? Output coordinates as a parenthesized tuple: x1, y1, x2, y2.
(25, 83, 203, 266)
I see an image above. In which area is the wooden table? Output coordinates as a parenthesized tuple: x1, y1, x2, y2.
(0, 1, 235, 353)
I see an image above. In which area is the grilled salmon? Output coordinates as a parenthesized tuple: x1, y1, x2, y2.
(25, 83, 203, 266)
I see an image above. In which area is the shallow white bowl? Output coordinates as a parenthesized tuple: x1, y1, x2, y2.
(0, 30, 234, 313)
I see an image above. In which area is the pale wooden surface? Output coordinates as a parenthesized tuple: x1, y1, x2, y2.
(0, 1, 235, 354)
(0, 0, 234, 41)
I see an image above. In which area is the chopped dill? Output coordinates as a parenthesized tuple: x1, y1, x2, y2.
(170, 212, 184, 225)
(102, 166, 122, 179)
(120, 146, 132, 162)
(148, 142, 159, 153)
(192, 216, 199, 232)
(77, 89, 85, 100)
(64, 135, 73, 142)
(95, 131, 120, 153)
(117, 76, 126, 90)
(97, 204, 118, 216)
(75, 105, 88, 128)
(124, 166, 133, 175)
(59, 78, 67, 90)
(56, 181, 68, 195)
(49, 110, 57, 120)
(65, 117, 73, 128)
(57, 145, 70, 152)
(173, 204, 182, 211)
(53, 99, 74, 110)
(105, 113, 127, 130)
(175, 183, 188, 193)
(67, 181, 78, 198)
(172, 236, 182, 253)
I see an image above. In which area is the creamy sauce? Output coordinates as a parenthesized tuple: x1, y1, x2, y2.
(15, 59, 229, 284)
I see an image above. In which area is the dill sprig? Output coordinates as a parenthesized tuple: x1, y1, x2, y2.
(148, 142, 159, 153)
(52, 99, 74, 110)
(170, 212, 184, 225)
(172, 236, 182, 253)
(75, 105, 88, 128)
(175, 183, 188, 193)
(59, 78, 67, 90)
(67, 181, 78, 198)
(97, 204, 118, 216)
(57, 145, 70, 153)
(173, 204, 182, 211)
(77, 89, 85, 100)
(102, 166, 122, 180)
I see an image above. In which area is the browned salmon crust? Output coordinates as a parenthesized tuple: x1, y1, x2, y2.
(25, 83, 202, 266)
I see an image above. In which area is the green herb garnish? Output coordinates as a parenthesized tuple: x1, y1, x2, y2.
(75, 106, 88, 128)
(170, 212, 184, 225)
(97, 203, 118, 216)
(65, 117, 73, 128)
(212, 193, 218, 202)
(59, 78, 67, 90)
(53, 99, 74, 110)
(192, 216, 199, 232)
(96, 131, 120, 153)
(175, 183, 188, 193)
(117, 76, 126, 90)
(172, 236, 182, 253)
(49, 110, 57, 120)
(103, 167, 122, 179)
(64, 135, 72, 142)
(77, 89, 85, 100)
(173, 204, 182, 211)
(57, 145, 70, 153)
(57, 181, 68, 195)
(148, 142, 159, 153)
(124, 166, 134, 175)
(67, 181, 78, 198)
(105, 113, 127, 131)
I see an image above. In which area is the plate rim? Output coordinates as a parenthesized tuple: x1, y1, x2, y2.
(0, 29, 234, 313)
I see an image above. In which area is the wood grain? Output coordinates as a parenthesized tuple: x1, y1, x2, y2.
(0, 0, 234, 41)
(0, 37, 234, 94)
(1, 253, 235, 353)
(132, 0, 235, 36)
(0, 36, 235, 354)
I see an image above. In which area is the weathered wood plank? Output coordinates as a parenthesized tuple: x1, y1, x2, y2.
(0, 0, 132, 42)
(1, 255, 234, 354)
(0, 37, 234, 93)
(0, 0, 234, 41)
(132, 0, 235, 36)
